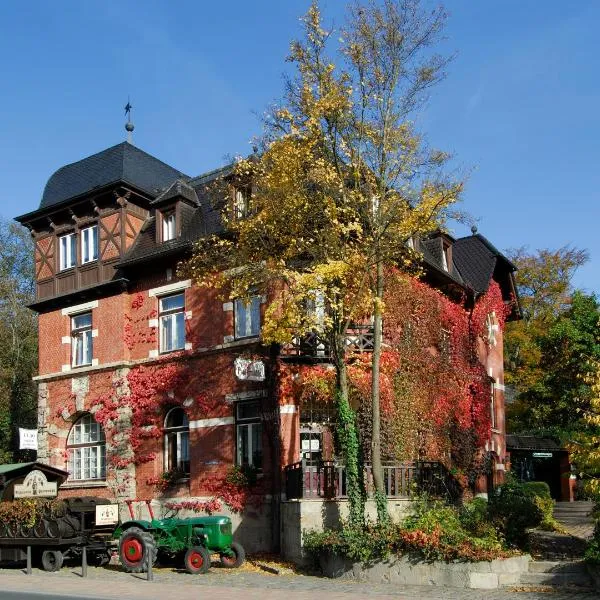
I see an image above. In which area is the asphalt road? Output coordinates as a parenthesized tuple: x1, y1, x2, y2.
(0, 566, 598, 600)
(0, 594, 107, 600)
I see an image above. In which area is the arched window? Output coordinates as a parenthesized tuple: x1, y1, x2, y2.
(164, 407, 190, 476)
(67, 413, 106, 481)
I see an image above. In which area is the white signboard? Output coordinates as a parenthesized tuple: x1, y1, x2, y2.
(95, 504, 119, 526)
(14, 470, 57, 498)
(301, 439, 320, 451)
(234, 357, 266, 381)
(19, 428, 38, 450)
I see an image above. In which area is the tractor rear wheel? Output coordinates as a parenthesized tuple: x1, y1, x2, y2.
(184, 546, 211, 574)
(119, 526, 157, 573)
(220, 542, 245, 568)
(41, 550, 64, 572)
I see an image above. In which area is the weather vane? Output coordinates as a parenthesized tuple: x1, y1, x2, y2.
(124, 97, 134, 144)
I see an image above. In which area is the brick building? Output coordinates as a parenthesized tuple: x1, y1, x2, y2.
(16, 140, 519, 552)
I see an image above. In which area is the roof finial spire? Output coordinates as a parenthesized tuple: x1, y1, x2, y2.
(124, 97, 134, 144)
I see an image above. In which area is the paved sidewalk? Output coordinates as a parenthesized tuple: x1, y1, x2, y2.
(0, 566, 597, 600)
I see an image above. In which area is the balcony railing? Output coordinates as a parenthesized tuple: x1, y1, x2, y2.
(281, 325, 374, 359)
(284, 459, 461, 501)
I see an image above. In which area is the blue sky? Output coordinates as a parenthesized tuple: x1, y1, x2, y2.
(0, 1, 598, 291)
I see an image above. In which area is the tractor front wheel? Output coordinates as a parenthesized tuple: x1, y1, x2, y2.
(119, 526, 157, 573)
(220, 542, 245, 568)
(184, 546, 211, 574)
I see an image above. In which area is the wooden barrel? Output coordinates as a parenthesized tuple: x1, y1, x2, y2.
(45, 519, 60, 538)
(33, 519, 47, 538)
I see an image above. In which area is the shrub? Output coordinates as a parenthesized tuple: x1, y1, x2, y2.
(0, 498, 65, 529)
(585, 511, 600, 564)
(522, 481, 551, 498)
(304, 497, 512, 566)
(303, 522, 395, 563)
(522, 481, 561, 532)
(488, 478, 543, 547)
(459, 497, 499, 539)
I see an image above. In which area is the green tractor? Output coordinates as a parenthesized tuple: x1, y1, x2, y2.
(113, 500, 245, 574)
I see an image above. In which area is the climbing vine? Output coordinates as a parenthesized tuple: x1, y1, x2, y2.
(279, 270, 511, 492)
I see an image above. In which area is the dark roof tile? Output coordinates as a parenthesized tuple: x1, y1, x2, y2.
(150, 179, 199, 207)
(38, 142, 188, 210)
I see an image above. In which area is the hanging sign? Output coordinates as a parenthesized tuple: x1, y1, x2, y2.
(19, 428, 38, 450)
(234, 357, 265, 381)
(14, 470, 57, 498)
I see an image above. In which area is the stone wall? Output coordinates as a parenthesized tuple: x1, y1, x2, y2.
(281, 498, 412, 565)
(320, 553, 531, 589)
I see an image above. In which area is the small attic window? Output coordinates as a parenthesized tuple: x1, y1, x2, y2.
(441, 248, 448, 271)
(441, 240, 451, 272)
(162, 210, 176, 242)
(233, 186, 250, 220)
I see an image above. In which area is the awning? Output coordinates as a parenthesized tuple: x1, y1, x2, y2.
(506, 435, 564, 452)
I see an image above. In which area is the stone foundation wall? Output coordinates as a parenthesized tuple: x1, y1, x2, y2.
(320, 553, 531, 589)
(281, 498, 412, 565)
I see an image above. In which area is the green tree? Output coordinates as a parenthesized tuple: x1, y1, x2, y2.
(182, 0, 460, 524)
(505, 245, 590, 432)
(0, 220, 37, 462)
(508, 291, 600, 435)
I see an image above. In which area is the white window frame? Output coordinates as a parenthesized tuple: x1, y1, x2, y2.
(59, 232, 77, 271)
(490, 381, 497, 430)
(441, 246, 449, 271)
(71, 312, 93, 367)
(486, 312, 498, 347)
(81, 225, 98, 264)
(164, 407, 190, 475)
(162, 211, 176, 241)
(67, 414, 106, 481)
(159, 292, 185, 353)
(233, 187, 250, 220)
(234, 296, 261, 339)
(236, 400, 262, 470)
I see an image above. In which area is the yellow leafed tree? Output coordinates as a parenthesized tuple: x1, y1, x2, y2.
(182, 0, 462, 524)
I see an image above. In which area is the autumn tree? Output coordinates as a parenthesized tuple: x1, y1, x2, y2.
(571, 356, 600, 499)
(505, 246, 590, 433)
(0, 220, 37, 462)
(182, 0, 461, 524)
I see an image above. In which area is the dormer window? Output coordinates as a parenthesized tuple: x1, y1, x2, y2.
(441, 248, 448, 271)
(233, 186, 250, 220)
(162, 211, 176, 242)
(59, 233, 77, 271)
(441, 241, 451, 272)
(81, 225, 98, 264)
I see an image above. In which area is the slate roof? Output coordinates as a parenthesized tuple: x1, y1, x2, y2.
(150, 179, 199, 207)
(452, 233, 516, 294)
(26, 140, 517, 304)
(38, 142, 188, 211)
(118, 167, 228, 268)
(419, 236, 465, 287)
(505, 435, 563, 451)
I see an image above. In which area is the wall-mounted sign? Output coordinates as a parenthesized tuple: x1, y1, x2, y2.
(301, 439, 320, 451)
(95, 504, 119, 526)
(19, 428, 38, 450)
(14, 470, 57, 498)
(234, 357, 265, 381)
(532, 452, 553, 458)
